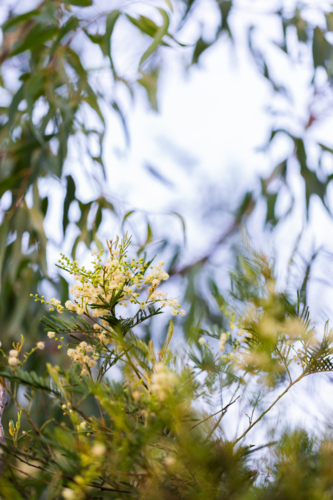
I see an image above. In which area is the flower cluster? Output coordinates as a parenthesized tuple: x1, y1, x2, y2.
(30, 236, 185, 378)
(8, 349, 19, 367)
(34, 236, 184, 320)
(67, 341, 99, 375)
(151, 362, 177, 401)
(219, 332, 228, 351)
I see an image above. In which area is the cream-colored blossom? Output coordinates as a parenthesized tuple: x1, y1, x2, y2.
(8, 357, 19, 366)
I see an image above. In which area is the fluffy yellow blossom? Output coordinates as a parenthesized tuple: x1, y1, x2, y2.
(219, 333, 228, 351)
(32, 236, 185, 375)
(151, 362, 177, 401)
(91, 443, 105, 456)
(8, 357, 19, 366)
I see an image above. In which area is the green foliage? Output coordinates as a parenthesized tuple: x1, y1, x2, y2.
(0, 241, 331, 498)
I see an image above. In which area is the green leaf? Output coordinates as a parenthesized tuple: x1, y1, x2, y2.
(0, 223, 10, 294)
(192, 37, 212, 64)
(171, 211, 186, 243)
(63, 175, 76, 236)
(63, 0, 93, 6)
(139, 9, 169, 66)
(218, 0, 232, 36)
(137, 69, 159, 110)
(84, 85, 105, 124)
(2, 9, 40, 32)
(10, 25, 58, 56)
(261, 179, 278, 226)
(164, 0, 173, 11)
(312, 26, 332, 70)
(111, 100, 129, 146)
(319, 143, 333, 154)
(0, 367, 56, 395)
(50, 16, 79, 58)
(7, 84, 24, 129)
(122, 210, 135, 228)
(0, 170, 27, 198)
(126, 14, 159, 38)
(105, 10, 120, 72)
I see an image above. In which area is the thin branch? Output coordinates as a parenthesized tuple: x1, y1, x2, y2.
(189, 396, 240, 432)
(234, 372, 305, 445)
(205, 396, 241, 441)
(275, 346, 292, 384)
(7, 463, 55, 487)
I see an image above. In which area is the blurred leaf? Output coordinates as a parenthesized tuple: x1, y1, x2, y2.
(234, 191, 255, 220)
(139, 9, 169, 66)
(171, 211, 186, 243)
(192, 37, 213, 64)
(10, 25, 58, 56)
(0, 170, 27, 197)
(138, 69, 159, 110)
(164, 0, 173, 11)
(319, 143, 333, 154)
(312, 26, 333, 70)
(105, 10, 120, 72)
(145, 163, 174, 187)
(7, 84, 24, 129)
(126, 14, 159, 38)
(49, 16, 79, 58)
(122, 210, 135, 228)
(63, 175, 76, 236)
(261, 179, 278, 226)
(295, 138, 331, 216)
(63, 0, 93, 6)
(111, 100, 129, 146)
(1, 9, 40, 32)
(217, 0, 232, 36)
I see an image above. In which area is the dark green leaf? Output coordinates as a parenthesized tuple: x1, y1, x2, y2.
(2, 9, 40, 32)
(192, 37, 213, 64)
(63, 175, 76, 236)
(49, 16, 79, 58)
(63, 0, 93, 6)
(10, 25, 58, 56)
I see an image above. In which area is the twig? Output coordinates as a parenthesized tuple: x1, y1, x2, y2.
(189, 396, 240, 432)
(205, 396, 240, 441)
(234, 373, 305, 445)
(7, 463, 55, 487)
(244, 441, 277, 455)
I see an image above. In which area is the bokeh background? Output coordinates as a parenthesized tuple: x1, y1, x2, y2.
(2, 0, 333, 440)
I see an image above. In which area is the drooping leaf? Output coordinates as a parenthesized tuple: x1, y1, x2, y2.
(139, 9, 169, 66)
(105, 10, 120, 72)
(63, 175, 76, 236)
(137, 69, 159, 110)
